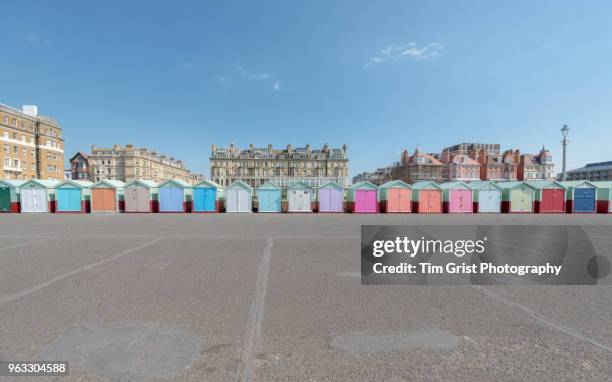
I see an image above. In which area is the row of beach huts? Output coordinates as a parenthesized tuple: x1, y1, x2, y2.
(0, 178, 611, 214)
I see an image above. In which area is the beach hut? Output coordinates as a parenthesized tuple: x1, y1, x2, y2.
(469, 181, 501, 213)
(563, 180, 597, 213)
(591, 181, 612, 213)
(378, 180, 411, 213)
(347, 181, 378, 213)
(157, 179, 191, 213)
(225, 180, 252, 213)
(498, 181, 536, 213)
(124, 180, 158, 213)
(91, 180, 125, 213)
(192, 180, 222, 213)
(19, 180, 58, 213)
(439, 182, 473, 213)
(316, 182, 344, 213)
(0, 180, 24, 212)
(257, 181, 282, 213)
(287, 182, 313, 212)
(54, 180, 92, 213)
(411, 181, 442, 213)
(526, 180, 566, 213)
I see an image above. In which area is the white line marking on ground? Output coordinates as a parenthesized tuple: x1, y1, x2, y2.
(0, 237, 163, 307)
(235, 238, 274, 382)
(0, 237, 57, 252)
(472, 285, 612, 354)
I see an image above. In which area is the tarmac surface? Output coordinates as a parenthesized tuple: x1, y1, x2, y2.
(0, 213, 611, 381)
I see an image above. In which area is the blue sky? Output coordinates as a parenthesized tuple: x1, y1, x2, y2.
(1, 1, 611, 177)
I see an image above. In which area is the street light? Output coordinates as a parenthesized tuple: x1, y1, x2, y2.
(561, 125, 570, 181)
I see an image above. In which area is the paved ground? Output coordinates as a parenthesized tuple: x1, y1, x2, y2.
(0, 213, 611, 381)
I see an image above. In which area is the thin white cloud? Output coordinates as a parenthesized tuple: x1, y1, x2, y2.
(27, 34, 49, 46)
(251, 73, 271, 80)
(184, 62, 194, 69)
(236, 65, 281, 90)
(367, 42, 443, 67)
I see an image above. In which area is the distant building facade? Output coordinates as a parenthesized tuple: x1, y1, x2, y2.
(442, 143, 500, 158)
(566, 161, 612, 181)
(210, 143, 349, 187)
(442, 154, 481, 181)
(0, 103, 64, 180)
(356, 142, 555, 185)
(352, 164, 399, 185)
(396, 147, 445, 183)
(517, 147, 555, 180)
(88, 144, 202, 184)
(69, 152, 91, 181)
(476, 149, 518, 181)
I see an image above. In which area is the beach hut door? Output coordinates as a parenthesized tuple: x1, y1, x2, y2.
(0, 188, 10, 211)
(22, 188, 47, 212)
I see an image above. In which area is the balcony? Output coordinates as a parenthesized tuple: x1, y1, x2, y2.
(3, 164, 23, 172)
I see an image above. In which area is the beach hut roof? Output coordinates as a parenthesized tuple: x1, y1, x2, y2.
(590, 181, 612, 188)
(157, 178, 191, 188)
(288, 181, 311, 190)
(193, 179, 222, 189)
(525, 180, 566, 189)
(467, 180, 502, 190)
(561, 180, 598, 188)
(496, 181, 536, 190)
(0, 179, 25, 188)
(227, 180, 253, 191)
(411, 181, 442, 190)
(125, 179, 158, 189)
(258, 181, 281, 189)
(54, 179, 92, 188)
(349, 181, 378, 190)
(22, 179, 61, 188)
(317, 181, 343, 190)
(379, 180, 411, 189)
(438, 181, 472, 190)
(92, 179, 125, 189)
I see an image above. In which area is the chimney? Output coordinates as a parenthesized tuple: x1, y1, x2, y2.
(113, 144, 121, 151)
(22, 105, 38, 117)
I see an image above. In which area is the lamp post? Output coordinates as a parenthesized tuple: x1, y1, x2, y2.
(561, 125, 570, 181)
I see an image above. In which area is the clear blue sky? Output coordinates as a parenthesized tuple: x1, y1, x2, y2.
(2, 0, 611, 177)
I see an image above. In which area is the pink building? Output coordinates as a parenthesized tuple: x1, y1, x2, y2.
(442, 154, 480, 181)
(477, 149, 518, 181)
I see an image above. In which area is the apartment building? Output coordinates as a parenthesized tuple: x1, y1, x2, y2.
(443, 154, 481, 181)
(518, 147, 555, 180)
(566, 161, 612, 181)
(0, 103, 64, 180)
(88, 144, 202, 184)
(476, 149, 518, 181)
(396, 147, 445, 183)
(442, 142, 500, 158)
(210, 143, 349, 187)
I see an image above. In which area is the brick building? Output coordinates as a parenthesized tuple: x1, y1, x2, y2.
(69, 152, 91, 181)
(517, 147, 555, 180)
(396, 147, 445, 183)
(0, 103, 64, 180)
